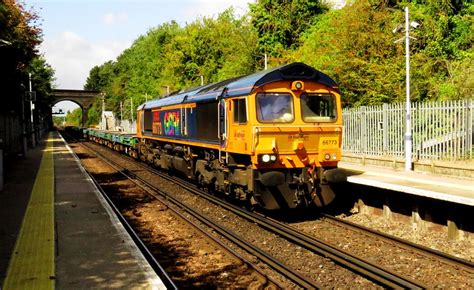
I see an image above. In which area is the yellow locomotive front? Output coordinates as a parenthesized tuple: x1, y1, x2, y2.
(135, 62, 345, 210)
(225, 65, 346, 209)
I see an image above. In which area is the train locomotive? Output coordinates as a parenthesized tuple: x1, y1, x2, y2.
(87, 62, 346, 210)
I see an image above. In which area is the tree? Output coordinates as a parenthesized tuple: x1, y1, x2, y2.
(85, 0, 472, 110)
(249, 0, 328, 59)
(84, 9, 259, 122)
(66, 108, 82, 126)
(84, 61, 115, 91)
(292, 0, 473, 105)
(0, 0, 43, 112)
(293, 1, 404, 105)
(0, 1, 55, 156)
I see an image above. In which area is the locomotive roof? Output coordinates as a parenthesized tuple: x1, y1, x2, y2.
(139, 62, 337, 110)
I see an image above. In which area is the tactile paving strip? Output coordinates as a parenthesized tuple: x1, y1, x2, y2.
(3, 133, 55, 290)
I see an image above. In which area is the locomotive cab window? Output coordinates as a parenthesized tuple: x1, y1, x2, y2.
(144, 109, 153, 132)
(256, 93, 294, 123)
(301, 93, 337, 122)
(233, 98, 247, 124)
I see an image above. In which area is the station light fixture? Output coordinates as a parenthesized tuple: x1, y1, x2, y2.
(393, 7, 420, 172)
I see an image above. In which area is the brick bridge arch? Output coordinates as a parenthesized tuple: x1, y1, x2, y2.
(52, 89, 100, 126)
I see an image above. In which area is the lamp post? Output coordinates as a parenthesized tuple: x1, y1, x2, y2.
(394, 7, 419, 171)
(20, 84, 27, 157)
(161, 86, 170, 95)
(130, 97, 134, 123)
(120, 101, 123, 124)
(28, 73, 36, 147)
(101, 92, 106, 130)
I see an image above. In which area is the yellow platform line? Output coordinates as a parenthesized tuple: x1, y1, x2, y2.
(3, 133, 55, 290)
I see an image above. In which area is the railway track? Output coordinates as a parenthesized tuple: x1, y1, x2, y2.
(71, 137, 316, 289)
(156, 175, 427, 289)
(73, 136, 473, 288)
(319, 214, 474, 271)
(158, 172, 473, 288)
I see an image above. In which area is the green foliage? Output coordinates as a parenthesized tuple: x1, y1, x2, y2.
(293, 0, 473, 106)
(249, 0, 328, 59)
(84, 61, 115, 91)
(159, 10, 258, 88)
(65, 108, 82, 127)
(29, 56, 55, 111)
(293, 1, 404, 105)
(52, 115, 64, 127)
(85, 9, 258, 121)
(85, 0, 472, 111)
(0, 1, 50, 113)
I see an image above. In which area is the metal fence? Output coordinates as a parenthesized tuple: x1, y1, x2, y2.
(342, 100, 473, 161)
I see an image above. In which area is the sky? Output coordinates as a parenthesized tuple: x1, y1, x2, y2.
(26, 0, 253, 113)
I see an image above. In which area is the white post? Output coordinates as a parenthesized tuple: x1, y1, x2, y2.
(200, 75, 204, 86)
(264, 53, 268, 70)
(120, 101, 123, 123)
(28, 73, 36, 147)
(101, 93, 105, 130)
(130, 98, 134, 123)
(404, 7, 412, 171)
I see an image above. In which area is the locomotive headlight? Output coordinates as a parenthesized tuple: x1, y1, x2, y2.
(260, 154, 277, 163)
(332, 153, 337, 160)
(291, 81, 304, 91)
(262, 154, 271, 163)
(324, 153, 331, 160)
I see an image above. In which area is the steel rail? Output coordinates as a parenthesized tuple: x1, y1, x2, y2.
(78, 141, 319, 289)
(320, 213, 474, 272)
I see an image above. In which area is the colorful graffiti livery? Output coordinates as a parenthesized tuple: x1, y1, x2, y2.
(152, 111, 162, 135)
(164, 111, 180, 136)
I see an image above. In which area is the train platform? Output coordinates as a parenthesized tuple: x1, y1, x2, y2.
(0, 131, 165, 289)
(339, 161, 474, 206)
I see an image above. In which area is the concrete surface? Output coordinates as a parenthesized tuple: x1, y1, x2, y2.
(339, 161, 474, 206)
(53, 132, 165, 289)
(0, 132, 165, 289)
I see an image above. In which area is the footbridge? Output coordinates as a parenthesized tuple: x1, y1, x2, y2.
(52, 89, 100, 126)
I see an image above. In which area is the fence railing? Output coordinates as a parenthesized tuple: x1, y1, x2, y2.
(342, 100, 473, 161)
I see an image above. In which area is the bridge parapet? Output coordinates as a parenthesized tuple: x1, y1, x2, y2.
(52, 89, 100, 126)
